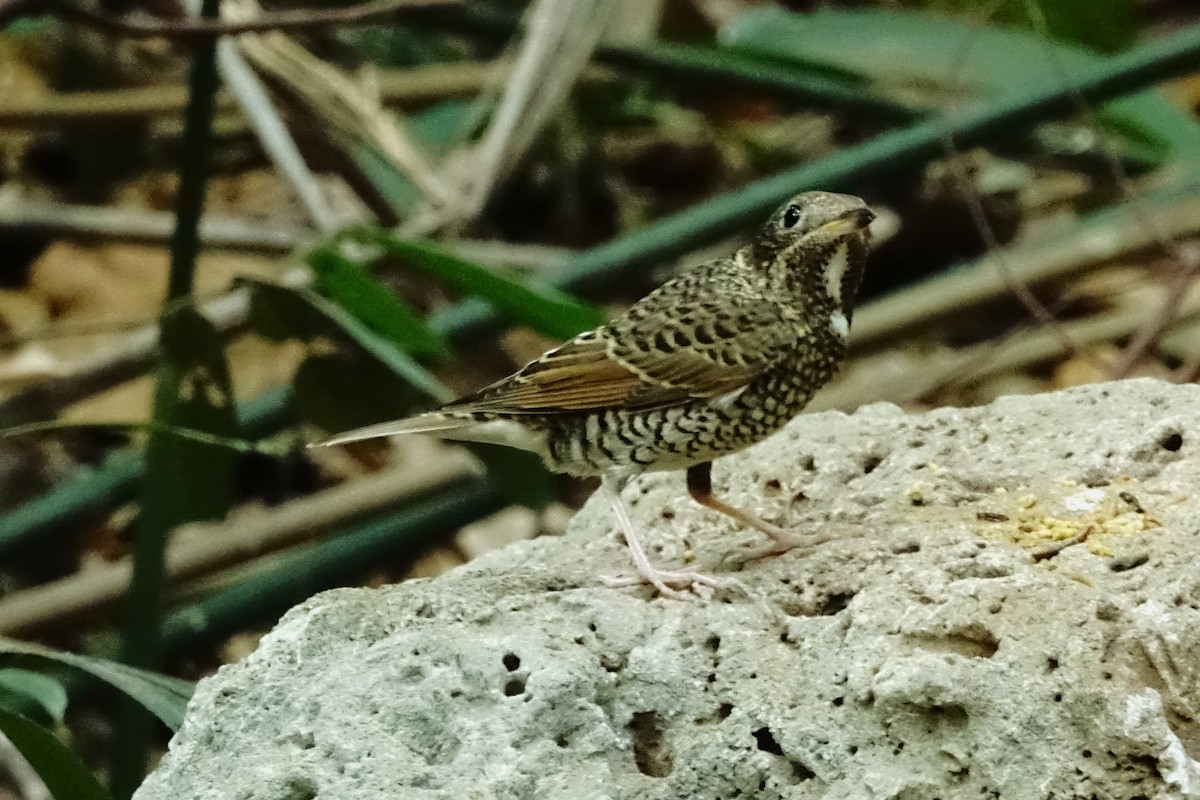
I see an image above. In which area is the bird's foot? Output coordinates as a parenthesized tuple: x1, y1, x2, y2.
(601, 565, 742, 600)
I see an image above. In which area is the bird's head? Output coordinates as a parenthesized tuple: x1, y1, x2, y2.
(747, 191, 876, 316)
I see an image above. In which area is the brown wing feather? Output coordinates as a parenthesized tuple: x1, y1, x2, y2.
(446, 260, 805, 415)
(444, 333, 693, 414)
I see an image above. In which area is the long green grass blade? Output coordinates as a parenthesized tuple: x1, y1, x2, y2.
(357, 228, 606, 340)
(308, 244, 449, 360)
(0, 638, 193, 731)
(0, 703, 111, 800)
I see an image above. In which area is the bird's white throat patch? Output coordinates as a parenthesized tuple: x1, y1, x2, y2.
(822, 244, 850, 305)
(830, 311, 850, 340)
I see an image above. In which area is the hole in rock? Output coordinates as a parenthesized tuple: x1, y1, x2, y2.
(764, 478, 782, 492)
(629, 711, 673, 778)
(1046, 657, 1059, 673)
(927, 704, 969, 729)
(1161, 433, 1184, 452)
(862, 455, 883, 474)
(819, 592, 855, 616)
(717, 703, 734, 719)
(916, 627, 999, 660)
(661, 509, 675, 520)
(1111, 553, 1149, 572)
(502, 653, 520, 671)
(790, 760, 815, 781)
(752, 727, 784, 756)
(503, 678, 526, 697)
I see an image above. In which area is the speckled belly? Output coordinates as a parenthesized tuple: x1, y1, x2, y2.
(537, 358, 835, 477)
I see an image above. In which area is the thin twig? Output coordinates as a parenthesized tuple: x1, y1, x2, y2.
(0, 418, 279, 453)
(934, 0, 1085, 360)
(17, 0, 458, 41)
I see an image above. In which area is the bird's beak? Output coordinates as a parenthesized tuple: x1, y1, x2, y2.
(816, 207, 875, 236)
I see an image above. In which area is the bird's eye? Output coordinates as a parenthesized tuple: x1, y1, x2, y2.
(782, 204, 802, 229)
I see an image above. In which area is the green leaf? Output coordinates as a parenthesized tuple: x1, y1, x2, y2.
(243, 278, 452, 404)
(308, 244, 449, 360)
(356, 228, 606, 340)
(347, 140, 425, 219)
(0, 669, 68, 725)
(721, 6, 1200, 164)
(147, 305, 239, 524)
(0, 638, 194, 732)
(0, 703, 111, 800)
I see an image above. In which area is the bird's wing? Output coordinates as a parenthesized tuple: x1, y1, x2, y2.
(447, 273, 800, 414)
(443, 330, 685, 413)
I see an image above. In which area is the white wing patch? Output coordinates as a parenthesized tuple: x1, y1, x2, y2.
(823, 244, 850, 305)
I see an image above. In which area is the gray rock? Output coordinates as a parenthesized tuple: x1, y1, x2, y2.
(136, 378, 1200, 800)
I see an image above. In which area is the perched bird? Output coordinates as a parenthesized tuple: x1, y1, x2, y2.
(315, 191, 875, 596)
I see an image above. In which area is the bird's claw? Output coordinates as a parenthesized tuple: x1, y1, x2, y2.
(601, 566, 741, 599)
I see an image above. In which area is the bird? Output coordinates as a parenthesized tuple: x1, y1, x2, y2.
(314, 191, 876, 597)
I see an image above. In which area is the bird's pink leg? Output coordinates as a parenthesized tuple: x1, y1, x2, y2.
(598, 475, 736, 598)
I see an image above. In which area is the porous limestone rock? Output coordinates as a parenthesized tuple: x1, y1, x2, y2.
(136, 379, 1200, 800)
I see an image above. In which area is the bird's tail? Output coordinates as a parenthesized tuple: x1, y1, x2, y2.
(310, 412, 546, 455)
(310, 412, 475, 447)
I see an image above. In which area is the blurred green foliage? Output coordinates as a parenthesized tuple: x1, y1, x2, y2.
(924, 0, 1135, 52)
